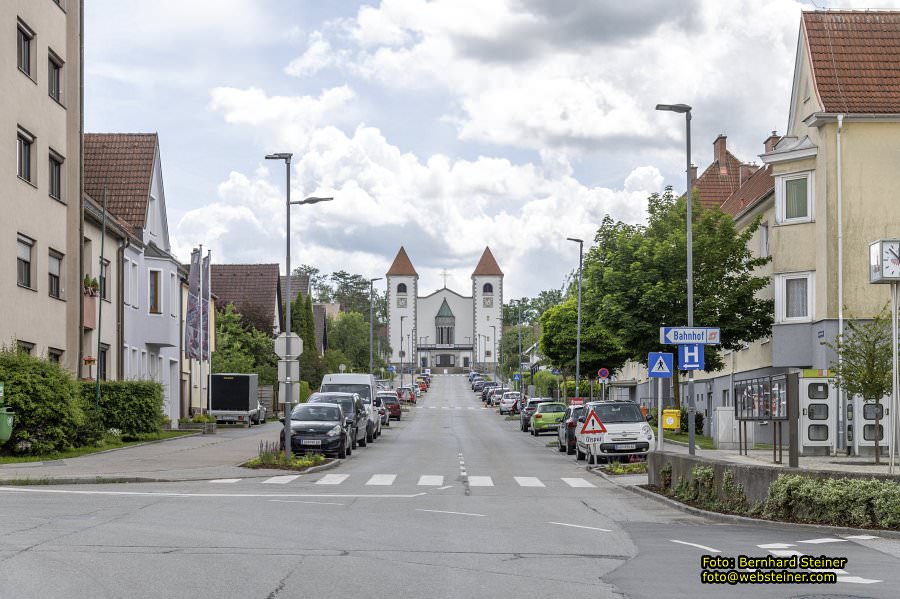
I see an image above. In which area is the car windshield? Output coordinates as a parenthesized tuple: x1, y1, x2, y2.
(571, 407, 584, 419)
(308, 395, 355, 416)
(381, 396, 399, 404)
(320, 383, 371, 400)
(527, 400, 543, 408)
(587, 403, 644, 423)
(538, 404, 565, 413)
(291, 405, 341, 422)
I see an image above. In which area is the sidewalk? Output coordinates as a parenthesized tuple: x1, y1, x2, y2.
(0, 423, 291, 483)
(660, 439, 900, 477)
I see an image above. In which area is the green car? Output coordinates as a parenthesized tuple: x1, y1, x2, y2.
(530, 402, 567, 436)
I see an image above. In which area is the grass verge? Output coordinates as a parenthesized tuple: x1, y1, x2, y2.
(0, 430, 196, 464)
(603, 461, 648, 475)
(655, 427, 716, 449)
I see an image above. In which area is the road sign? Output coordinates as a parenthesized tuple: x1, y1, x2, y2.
(659, 327, 721, 345)
(274, 333, 303, 358)
(597, 368, 610, 379)
(551, 369, 561, 375)
(277, 359, 299, 382)
(580, 410, 608, 434)
(678, 344, 705, 371)
(648, 352, 674, 378)
(513, 373, 521, 381)
(388, 365, 396, 373)
(278, 381, 300, 406)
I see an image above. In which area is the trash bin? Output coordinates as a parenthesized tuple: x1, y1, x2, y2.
(0, 406, 14, 443)
(662, 409, 680, 431)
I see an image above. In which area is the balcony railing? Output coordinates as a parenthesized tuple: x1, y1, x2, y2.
(415, 343, 473, 351)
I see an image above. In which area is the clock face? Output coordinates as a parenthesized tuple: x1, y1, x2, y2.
(883, 242, 900, 279)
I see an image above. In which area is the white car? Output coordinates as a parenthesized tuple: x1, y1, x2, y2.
(574, 400, 654, 464)
(498, 392, 521, 414)
(360, 396, 382, 441)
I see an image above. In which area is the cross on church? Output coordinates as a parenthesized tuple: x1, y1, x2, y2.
(440, 269, 450, 288)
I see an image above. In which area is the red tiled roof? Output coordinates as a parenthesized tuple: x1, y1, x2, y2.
(84, 134, 158, 232)
(472, 247, 503, 277)
(803, 11, 900, 114)
(387, 247, 418, 276)
(719, 165, 775, 218)
(210, 264, 282, 334)
(693, 149, 744, 210)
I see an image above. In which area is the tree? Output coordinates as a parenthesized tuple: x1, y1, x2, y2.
(587, 187, 773, 406)
(212, 304, 276, 384)
(330, 271, 371, 315)
(825, 310, 893, 464)
(327, 311, 370, 370)
(290, 294, 324, 388)
(498, 324, 535, 380)
(324, 348, 351, 373)
(294, 264, 329, 302)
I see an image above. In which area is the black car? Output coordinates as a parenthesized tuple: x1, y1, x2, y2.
(520, 398, 546, 432)
(307, 392, 369, 449)
(557, 404, 584, 455)
(473, 380, 487, 392)
(480, 381, 500, 401)
(283, 403, 352, 458)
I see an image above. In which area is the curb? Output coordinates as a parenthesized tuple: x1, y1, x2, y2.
(587, 467, 900, 540)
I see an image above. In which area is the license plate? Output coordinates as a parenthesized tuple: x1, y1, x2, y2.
(614, 444, 636, 450)
(301, 439, 321, 446)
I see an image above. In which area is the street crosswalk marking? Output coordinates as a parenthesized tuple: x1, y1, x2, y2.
(561, 477, 596, 488)
(262, 475, 301, 484)
(514, 476, 545, 487)
(843, 535, 879, 540)
(797, 537, 848, 544)
(366, 474, 397, 486)
(316, 474, 349, 485)
(209, 478, 241, 484)
(467, 476, 494, 487)
(418, 475, 444, 486)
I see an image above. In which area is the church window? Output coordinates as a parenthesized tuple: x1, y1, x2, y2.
(397, 283, 407, 294)
(483, 283, 493, 293)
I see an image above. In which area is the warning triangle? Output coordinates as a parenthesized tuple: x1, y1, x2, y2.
(580, 409, 608, 434)
(651, 356, 671, 374)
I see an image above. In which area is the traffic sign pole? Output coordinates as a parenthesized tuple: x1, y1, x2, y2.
(657, 377, 663, 451)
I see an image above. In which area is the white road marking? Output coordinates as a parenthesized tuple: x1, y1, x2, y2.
(435, 485, 453, 490)
(757, 543, 795, 549)
(548, 521, 612, 532)
(209, 479, 241, 484)
(0, 487, 427, 499)
(316, 474, 349, 485)
(427, 406, 437, 409)
(768, 550, 803, 557)
(418, 475, 444, 486)
(843, 535, 879, 540)
(798, 538, 848, 544)
(268, 499, 345, 506)
(670, 540, 721, 553)
(366, 474, 397, 486)
(514, 476, 545, 487)
(836, 575, 882, 584)
(417, 509, 486, 517)
(467, 476, 493, 487)
(561, 477, 596, 488)
(262, 475, 300, 485)
(440, 406, 450, 410)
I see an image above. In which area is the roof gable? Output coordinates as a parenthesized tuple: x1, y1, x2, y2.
(387, 247, 418, 277)
(210, 264, 283, 334)
(719, 165, 775, 218)
(693, 149, 745, 210)
(436, 298, 455, 318)
(472, 247, 503, 277)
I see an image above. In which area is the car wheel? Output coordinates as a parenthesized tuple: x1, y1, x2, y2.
(576, 445, 586, 461)
(351, 431, 358, 450)
(558, 439, 566, 452)
(567, 443, 575, 456)
(366, 427, 374, 443)
(338, 438, 347, 459)
(359, 432, 368, 447)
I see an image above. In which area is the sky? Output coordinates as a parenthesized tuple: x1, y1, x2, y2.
(84, 0, 900, 299)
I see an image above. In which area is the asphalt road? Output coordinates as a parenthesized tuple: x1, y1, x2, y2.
(1, 374, 899, 598)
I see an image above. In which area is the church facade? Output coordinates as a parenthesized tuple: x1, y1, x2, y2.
(386, 247, 503, 372)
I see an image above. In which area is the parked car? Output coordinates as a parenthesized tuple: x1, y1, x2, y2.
(573, 400, 654, 463)
(359, 395, 382, 442)
(557, 404, 585, 455)
(379, 392, 402, 421)
(480, 381, 501, 401)
(397, 386, 416, 404)
(520, 398, 546, 432)
(320, 373, 381, 442)
(498, 392, 521, 415)
(253, 399, 267, 425)
(468, 371, 482, 382)
(473, 380, 486, 392)
(373, 395, 390, 427)
(306, 392, 369, 448)
(489, 387, 510, 406)
(417, 380, 428, 393)
(530, 401, 567, 436)
(282, 402, 351, 458)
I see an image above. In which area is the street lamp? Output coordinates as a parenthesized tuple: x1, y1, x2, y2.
(399, 315, 406, 388)
(656, 102, 696, 455)
(490, 325, 497, 383)
(567, 238, 583, 398)
(369, 277, 382, 374)
(266, 151, 333, 459)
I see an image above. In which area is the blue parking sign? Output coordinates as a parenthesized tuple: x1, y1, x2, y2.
(678, 344, 705, 370)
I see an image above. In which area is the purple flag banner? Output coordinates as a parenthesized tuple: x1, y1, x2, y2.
(201, 253, 211, 361)
(184, 249, 202, 360)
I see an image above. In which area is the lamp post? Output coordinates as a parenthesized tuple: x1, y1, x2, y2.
(369, 277, 382, 374)
(655, 102, 695, 455)
(265, 152, 333, 459)
(399, 315, 406, 388)
(490, 325, 497, 383)
(567, 238, 583, 398)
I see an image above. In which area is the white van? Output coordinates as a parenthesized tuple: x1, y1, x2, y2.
(320, 373, 381, 443)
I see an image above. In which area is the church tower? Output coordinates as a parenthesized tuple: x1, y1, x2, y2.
(386, 247, 418, 368)
(471, 247, 503, 371)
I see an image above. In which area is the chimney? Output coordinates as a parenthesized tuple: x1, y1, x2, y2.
(713, 134, 727, 165)
(689, 164, 698, 188)
(739, 163, 757, 185)
(764, 130, 780, 153)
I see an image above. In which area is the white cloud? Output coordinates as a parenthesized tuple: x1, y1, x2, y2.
(285, 32, 345, 77)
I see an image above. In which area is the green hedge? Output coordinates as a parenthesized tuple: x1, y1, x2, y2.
(78, 380, 164, 437)
(0, 350, 85, 454)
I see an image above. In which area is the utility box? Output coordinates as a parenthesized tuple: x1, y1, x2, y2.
(0, 405, 14, 443)
(662, 409, 680, 431)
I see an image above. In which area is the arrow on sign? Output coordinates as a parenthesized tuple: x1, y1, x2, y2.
(580, 410, 607, 434)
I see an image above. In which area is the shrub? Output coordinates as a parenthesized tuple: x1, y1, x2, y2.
(679, 406, 705, 435)
(78, 380, 164, 437)
(721, 469, 748, 513)
(73, 397, 105, 447)
(0, 349, 84, 454)
(659, 463, 672, 490)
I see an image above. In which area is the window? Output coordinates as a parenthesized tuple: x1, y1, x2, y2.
(807, 403, 828, 420)
(170, 272, 177, 316)
(775, 172, 813, 224)
(17, 129, 34, 182)
(48, 251, 62, 299)
(131, 261, 139, 307)
(397, 283, 407, 294)
(123, 259, 130, 305)
(17, 21, 33, 77)
(722, 389, 729, 407)
(483, 283, 493, 293)
(759, 221, 768, 257)
(49, 152, 63, 200)
(48, 348, 63, 364)
(100, 259, 109, 300)
(149, 270, 161, 313)
(775, 272, 814, 323)
(16, 340, 34, 355)
(48, 52, 63, 103)
(98, 344, 109, 381)
(17, 235, 33, 288)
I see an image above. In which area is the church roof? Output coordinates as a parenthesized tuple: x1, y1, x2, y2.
(387, 247, 418, 277)
(436, 298, 455, 318)
(472, 247, 503, 277)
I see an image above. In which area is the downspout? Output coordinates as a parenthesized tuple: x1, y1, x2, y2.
(77, 0, 85, 378)
(117, 237, 129, 380)
(837, 113, 845, 453)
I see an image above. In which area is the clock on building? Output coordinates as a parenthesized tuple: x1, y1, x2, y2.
(870, 239, 900, 283)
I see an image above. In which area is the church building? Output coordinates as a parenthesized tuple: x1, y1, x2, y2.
(386, 247, 503, 372)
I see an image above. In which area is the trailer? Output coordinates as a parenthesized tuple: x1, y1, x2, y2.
(210, 373, 264, 425)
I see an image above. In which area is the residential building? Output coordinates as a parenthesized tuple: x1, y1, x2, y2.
(210, 264, 283, 335)
(2, 0, 82, 369)
(83, 133, 182, 424)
